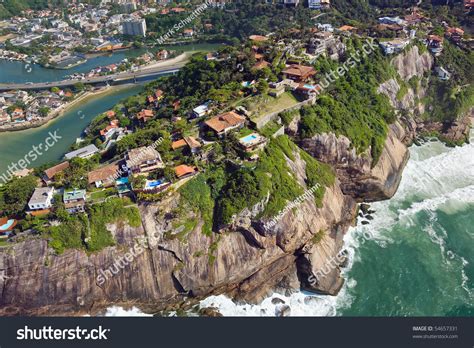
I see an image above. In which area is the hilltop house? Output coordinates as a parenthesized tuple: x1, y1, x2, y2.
(88, 163, 119, 188)
(296, 83, 321, 98)
(125, 147, 164, 175)
(308, 0, 330, 9)
(183, 28, 194, 37)
(282, 64, 316, 82)
(174, 164, 198, 179)
(192, 103, 211, 118)
(99, 119, 120, 141)
(106, 110, 116, 119)
(435, 66, 451, 81)
(204, 111, 246, 138)
(171, 136, 202, 154)
(379, 38, 409, 55)
(27, 187, 54, 214)
(63, 189, 86, 213)
(427, 35, 443, 55)
(65, 144, 99, 160)
(137, 109, 154, 123)
(239, 133, 268, 152)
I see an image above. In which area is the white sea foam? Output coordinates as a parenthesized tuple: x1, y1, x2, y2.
(102, 306, 152, 317)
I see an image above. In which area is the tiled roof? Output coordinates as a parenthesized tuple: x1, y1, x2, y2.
(88, 164, 119, 184)
(172, 139, 187, 150)
(204, 112, 245, 133)
(175, 165, 197, 178)
(283, 64, 316, 78)
(44, 161, 70, 180)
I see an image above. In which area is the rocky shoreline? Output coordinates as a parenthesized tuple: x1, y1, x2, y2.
(0, 46, 471, 316)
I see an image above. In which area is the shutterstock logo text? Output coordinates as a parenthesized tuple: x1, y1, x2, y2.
(17, 326, 110, 340)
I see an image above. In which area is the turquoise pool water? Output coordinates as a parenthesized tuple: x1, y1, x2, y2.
(0, 219, 15, 231)
(144, 179, 165, 190)
(116, 177, 129, 185)
(240, 134, 258, 143)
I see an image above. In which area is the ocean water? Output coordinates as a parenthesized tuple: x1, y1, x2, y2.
(198, 130, 474, 317)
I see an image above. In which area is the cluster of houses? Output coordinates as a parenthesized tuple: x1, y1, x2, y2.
(0, 2, 157, 65)
(374, 8, 469, 56)
(0, 89, 73, 128)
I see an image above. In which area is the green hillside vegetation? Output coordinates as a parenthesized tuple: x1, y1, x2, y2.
(42, 197, 140, 254)
(217, 135, 335, 225)
(299, 39, 395, 166)
(424, 41, 474, 123)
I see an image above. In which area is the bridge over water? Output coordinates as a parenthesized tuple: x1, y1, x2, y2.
(0, 62, 186, 92)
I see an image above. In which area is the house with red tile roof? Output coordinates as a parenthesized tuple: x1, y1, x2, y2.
(106, 110, 116, 119)
(99, 119, 120, 140)
(282, 64, 316, 82)
(174, 164, 198, 179)
(137, 109, 154, 123)
(204, 111, 246, 138)
(43, 161, 70, 184)
(88, 163, 119, 188)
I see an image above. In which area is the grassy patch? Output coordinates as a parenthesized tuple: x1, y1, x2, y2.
(311, 230, 325, 245)
(179, 174, 214, 236)
(260, 120, 282, 138)
(300, 150, 335, 207)
(248, 92, 299, 121)
(89, 188, 116, 202)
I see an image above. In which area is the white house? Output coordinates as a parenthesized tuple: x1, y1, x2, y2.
(192, 103, 211, 118)
(435, 66, 451, 81)
(379, 39, 409, 55)
(28, 187, 54, 211)
(64, 144, 99, 160)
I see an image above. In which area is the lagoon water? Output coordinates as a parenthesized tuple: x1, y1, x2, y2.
(0, 85, 144, 174)
(199, 131, 474, 316)
(0, 43, 225, 174)
(0, 43, 221, 84)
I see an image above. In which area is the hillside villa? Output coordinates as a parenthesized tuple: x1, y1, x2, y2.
(204, 111, 246, 138)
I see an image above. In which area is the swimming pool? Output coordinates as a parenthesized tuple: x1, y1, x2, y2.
(0, 219, 15, 231)
(240, 134, 258, 143)
(116, 177, 130, 185)
(144, 179, 167, 190)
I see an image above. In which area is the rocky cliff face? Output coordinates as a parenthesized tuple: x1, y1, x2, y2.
(300, 121, 410, 202)
(0, 148, 357, 316)
(379, 45, 471, 144)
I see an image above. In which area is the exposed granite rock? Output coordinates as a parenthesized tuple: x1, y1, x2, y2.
(417, 113, 472, 144)
(300, 122, 410, 202)
(392, 45, 434, 81)
(286, 112, 301, 137)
